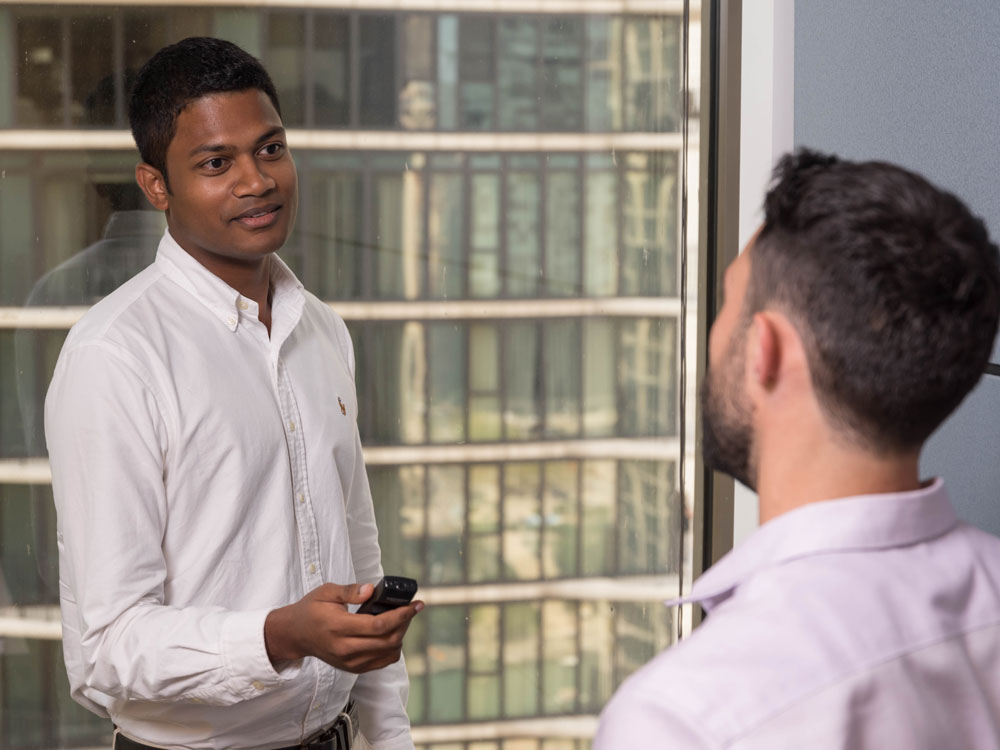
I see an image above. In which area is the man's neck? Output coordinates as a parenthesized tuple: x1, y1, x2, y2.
(755, 433, 922, 524)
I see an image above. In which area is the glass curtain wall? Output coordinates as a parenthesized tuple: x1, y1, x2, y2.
(0, 3, 702, 748)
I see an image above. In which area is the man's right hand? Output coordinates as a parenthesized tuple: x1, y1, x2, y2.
(263, 583, 423, 673)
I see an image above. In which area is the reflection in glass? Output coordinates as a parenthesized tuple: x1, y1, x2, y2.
(468, 604, 501, 718)
(469, 324, 502, 442)
(429, 324, 466, 443)
(498, 19, 537, 131)
(459, 17, 494, 130)
(542, 461, 578, 578)
(505, 172, 540, 297)
(265, 13, 305, 126)
(542, 600, 578, 713)
(540, 17, 583, 132)
(360, 15, 396, 127)
(428, 173, 464, 299)
(314, 14, 349, 126)
(468, 465, 501, 582)
(545, 169, 582, 297)
(543, 320, 582, 439)
(502, 463, 541, 580)
(427, 465, 465, 584)
(428, 605, 465, 722)
(502, 323, 540, 440)
(503, 602, 540, 716)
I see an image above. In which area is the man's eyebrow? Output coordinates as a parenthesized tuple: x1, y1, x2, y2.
(187, 127, 286, 158)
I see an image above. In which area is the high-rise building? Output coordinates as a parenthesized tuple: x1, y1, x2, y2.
(0, 3, 701, 747)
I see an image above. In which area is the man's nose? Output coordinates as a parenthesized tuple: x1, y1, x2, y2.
(233, 157, 276, 196)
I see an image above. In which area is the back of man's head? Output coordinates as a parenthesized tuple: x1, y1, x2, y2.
(128, 37, 281, 180)
(750, 149, 1000, 453)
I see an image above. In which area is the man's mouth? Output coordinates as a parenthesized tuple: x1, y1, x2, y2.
(234, 204, 281, 229)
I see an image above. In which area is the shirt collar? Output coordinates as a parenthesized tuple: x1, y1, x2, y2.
(673, 478, 958, 613)
(154, 229, 304, 334)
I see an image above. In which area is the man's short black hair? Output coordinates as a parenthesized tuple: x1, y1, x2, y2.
(750, 149, 1000, 452)
(128, 37, 281, 180)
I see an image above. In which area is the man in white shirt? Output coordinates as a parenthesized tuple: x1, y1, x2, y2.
(45, 37, 420, 750)
(594, 150, 1000, 748)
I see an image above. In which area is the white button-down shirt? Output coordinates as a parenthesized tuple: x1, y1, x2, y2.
(594, 480, 1000, 749)
(45, 231, 412, 750)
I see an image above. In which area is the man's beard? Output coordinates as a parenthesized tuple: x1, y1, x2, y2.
(700, 349, 757, 491)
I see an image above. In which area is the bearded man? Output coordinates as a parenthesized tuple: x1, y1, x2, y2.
(594, 149, 1000, 749)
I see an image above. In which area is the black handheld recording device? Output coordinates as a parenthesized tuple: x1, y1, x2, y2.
(357, 576, 418, 615)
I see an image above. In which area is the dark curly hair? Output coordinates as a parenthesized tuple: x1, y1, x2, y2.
(749, 149, 1000, 452)
(128, 37, 281, 188)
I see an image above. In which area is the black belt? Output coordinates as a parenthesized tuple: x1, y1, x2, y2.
(113, 700, 359, 750)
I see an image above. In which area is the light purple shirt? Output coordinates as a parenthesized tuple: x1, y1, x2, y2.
(594, 480, 1000, 749)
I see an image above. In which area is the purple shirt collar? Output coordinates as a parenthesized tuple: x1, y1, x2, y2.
(673, 478, 957, 612)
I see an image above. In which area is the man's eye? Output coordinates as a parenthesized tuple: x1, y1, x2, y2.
(260, 143, 284, 157)
(204, 157, 226, 170)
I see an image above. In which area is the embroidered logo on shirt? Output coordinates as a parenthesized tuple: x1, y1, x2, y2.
(338, 397, 347, 416)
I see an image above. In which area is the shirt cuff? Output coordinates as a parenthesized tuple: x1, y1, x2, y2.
(221, 609, 304, 700)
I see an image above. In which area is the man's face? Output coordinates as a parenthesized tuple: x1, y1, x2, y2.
(156, 89, 297, 268)
(701, 246, 756, 490)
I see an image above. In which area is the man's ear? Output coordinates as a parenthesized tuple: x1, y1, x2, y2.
(135, 163, 169, 211)
(747, 312, 782, 391)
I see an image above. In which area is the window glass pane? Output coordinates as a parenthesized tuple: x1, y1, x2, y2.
(469, 324, 501, 442)
(617, 461, 677, 574)
(429, 324, 466, 443)
(467, 603, 500, 718)
(545, 169, 582, 296)
(540, 17, 583, 131)
(543, 319, 581, 438)
(470, 173, 501, 298)
(542, 600, 578, 713)
(360, 15, 397, 127)
(2, 5, 696, 743)
(498, 18, 538, 131)
(542, 461, 578, 578)
(265, 13, 305, 126)
(69, 15, 115, 127)
(427, 465, 465, 584)
(468, 465, 500, 582)
(437, 15, 458, 130)
(619, 318, 677, 437)
(370, 465, 426, 580)
(585, 17, 622, 132)
(400, 15, 436, 129)
(582, 461, 616, 576)
(584, 170, 619, 295)
(459, 17, 494, 130)
(427, 605, 466, 722)
(428, 173, 464, 299)
(314, 14, 350, 126)
(16, 16, 64, 126)
(505, 171, 540, 297)
(583, 320, 616, 437)
(309, 171, 363, 300)
(503, 602, 540, 716)
(621, 152, 679, 296)
(502, 463, 540, 580)
(502, 322, 540, 440)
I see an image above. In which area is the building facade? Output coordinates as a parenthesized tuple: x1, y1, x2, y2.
(0, 3, 697, 748)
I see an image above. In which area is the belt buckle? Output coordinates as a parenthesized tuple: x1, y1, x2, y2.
(303, 702, 357, 749)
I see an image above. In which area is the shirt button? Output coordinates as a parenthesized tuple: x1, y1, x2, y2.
(252, 681, 265, 690)
(288, 420, 296, 432)
(227, 316, 236, 326)
(308, 563, 317, 574)
(298, 493, 305, 504)
(238, 299, 249, 310)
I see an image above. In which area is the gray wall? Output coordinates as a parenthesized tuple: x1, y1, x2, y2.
(794, 0, 1000, 535)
